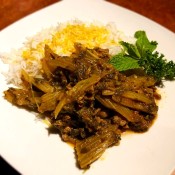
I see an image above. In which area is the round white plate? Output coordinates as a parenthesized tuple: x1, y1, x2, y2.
(0, 0, 175, 175)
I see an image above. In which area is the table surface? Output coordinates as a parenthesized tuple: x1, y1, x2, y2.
(0, 0, 175, 32)
(0, 0, 175, 174)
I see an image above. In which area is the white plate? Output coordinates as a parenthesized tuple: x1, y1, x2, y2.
(0, 0, 175, 175)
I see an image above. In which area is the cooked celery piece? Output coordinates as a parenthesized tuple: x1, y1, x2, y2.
(75, 126, 120, 169)
(121, 91, 153, 104)
(21, 69, 54, 93)
(96, 95, 146, 123)
(112, 95, 157, 115)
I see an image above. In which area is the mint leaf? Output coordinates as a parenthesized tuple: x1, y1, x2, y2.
(120, 41, 140, 59)
(110, 54, 140, 71)
(135, 31, 157, 56)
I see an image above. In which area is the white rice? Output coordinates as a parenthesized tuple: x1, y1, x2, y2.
(0, 20, 135, 86)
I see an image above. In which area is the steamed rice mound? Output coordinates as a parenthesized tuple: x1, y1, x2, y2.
(0, 20, 134, 86)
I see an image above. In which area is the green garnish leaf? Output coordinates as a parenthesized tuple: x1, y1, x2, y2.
(119, 41, 141, 59)
(135, 31, 158, 55)
(138, 51, 175, 81)
(110, 30, 175, 82)
(110, 53, 140, 71)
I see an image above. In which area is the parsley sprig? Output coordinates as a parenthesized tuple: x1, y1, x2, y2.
(110, 31, 175, 82)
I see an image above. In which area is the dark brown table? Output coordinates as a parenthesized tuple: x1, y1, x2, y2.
(0, 0, 175, 32)
(0, 0, 175, 174)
